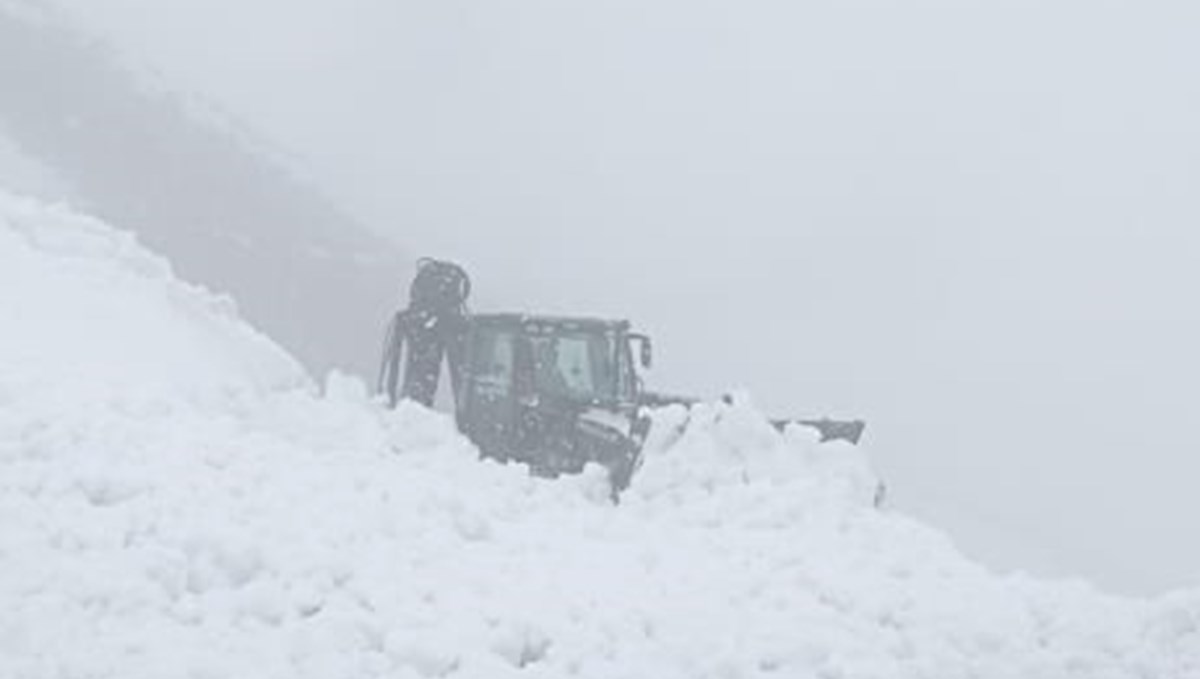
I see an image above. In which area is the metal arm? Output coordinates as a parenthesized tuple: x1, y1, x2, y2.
(377, 311, 407, 407)
(378, 260, 471, 408)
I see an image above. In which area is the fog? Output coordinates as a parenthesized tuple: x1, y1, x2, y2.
(5, 0, 1199, 594)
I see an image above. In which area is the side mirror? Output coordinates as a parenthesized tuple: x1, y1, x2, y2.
(629, 334, 653, 369)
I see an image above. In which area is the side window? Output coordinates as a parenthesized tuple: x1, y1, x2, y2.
(471, 330, 514, 397)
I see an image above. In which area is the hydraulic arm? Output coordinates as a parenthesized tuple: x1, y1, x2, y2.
(378, 259, 471, 407)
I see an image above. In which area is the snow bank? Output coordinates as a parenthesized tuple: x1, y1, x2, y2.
(0, 192, 305, 409)
(1, 191, 1197, 679)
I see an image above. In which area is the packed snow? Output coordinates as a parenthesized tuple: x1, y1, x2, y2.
(1, 191, 1198, 678)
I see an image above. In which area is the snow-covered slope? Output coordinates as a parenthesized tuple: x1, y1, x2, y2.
(1, 192, 1197, 678)
(0, 5, 410, 380)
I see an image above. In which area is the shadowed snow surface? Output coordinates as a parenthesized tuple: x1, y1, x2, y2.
(1, 191, 1198, 678)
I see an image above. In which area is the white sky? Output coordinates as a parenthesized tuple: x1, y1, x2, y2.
(29, 0, 1200, 594)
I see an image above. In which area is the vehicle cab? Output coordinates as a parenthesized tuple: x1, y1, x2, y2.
(455, 314, 653, 489)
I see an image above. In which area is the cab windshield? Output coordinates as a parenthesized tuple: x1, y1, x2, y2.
(530, 332, 618, 403)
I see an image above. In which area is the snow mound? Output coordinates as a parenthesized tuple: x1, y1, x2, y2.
(1, 191, 1197, 679)
(0, 192, 306, 413)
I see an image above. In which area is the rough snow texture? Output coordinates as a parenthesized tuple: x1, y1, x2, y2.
(0, 191, 1198, 679)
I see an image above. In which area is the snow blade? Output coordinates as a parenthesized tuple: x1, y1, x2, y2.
(643, 393, 866, 446)
(774, 418, 867, 445)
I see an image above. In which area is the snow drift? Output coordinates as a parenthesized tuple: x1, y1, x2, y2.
(1, 191, 1198, 679)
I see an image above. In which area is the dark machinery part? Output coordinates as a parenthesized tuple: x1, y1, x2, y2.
(790, 418, 867, 445)
(379, 259, 866, 493)
(377, 259, 471, 408)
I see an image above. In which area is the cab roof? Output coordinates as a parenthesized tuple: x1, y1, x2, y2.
(470, 313, 631, 334)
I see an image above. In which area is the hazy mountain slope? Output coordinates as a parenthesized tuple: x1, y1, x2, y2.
(0, 134, 64, 198)
(0, 3, 409, 380)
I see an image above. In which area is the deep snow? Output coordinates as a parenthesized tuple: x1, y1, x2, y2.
(1, 191, 1198, 678)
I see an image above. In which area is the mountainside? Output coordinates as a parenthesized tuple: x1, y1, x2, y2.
(2, 192, 1198, 678)
(0, 3, 409, 379)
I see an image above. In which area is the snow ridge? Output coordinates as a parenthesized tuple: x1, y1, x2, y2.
(0, 192, 1197, 678)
